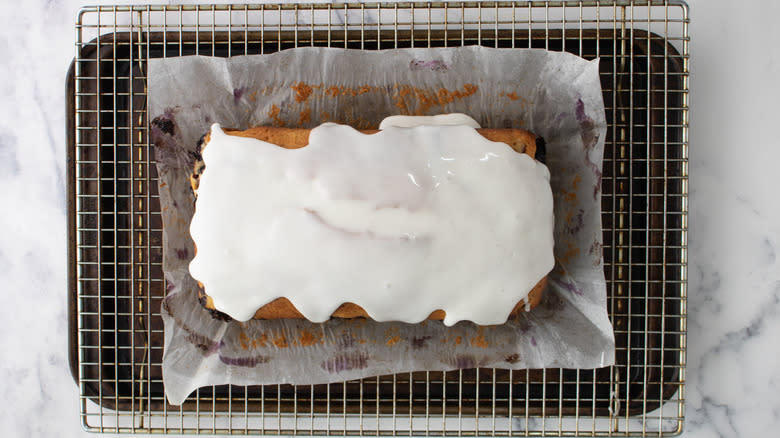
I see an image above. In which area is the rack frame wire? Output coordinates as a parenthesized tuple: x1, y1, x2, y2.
(67, 1, 689, 435)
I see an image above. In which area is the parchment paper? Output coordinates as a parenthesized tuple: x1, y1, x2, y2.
(148, 46, 613, 406)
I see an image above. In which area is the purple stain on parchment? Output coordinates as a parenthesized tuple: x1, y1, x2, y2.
(409, 59, 449, 72)
(516, 317, 532, 333)
(233, 86, 248, 104)
(589, 239, 604, 264)
(448, 355, 477, 369)
(219, 355, 269, 367)
(150, 106, 197, 169)
(553, 276, 584, 297)
(531, 336, 537, 347)
(546, 293, 567, 312)
(151, 107, 177, 137)
(565, 209, 586, 235)
(185, 330, 223, 356)
(175, 248, 189, 260)
(574, 99, 589, 124)
(166, 280, 176, 292)
(162, 296, 172, 314)
(575, 98, 603, 199)
(164, 298, 224, 356)
(151, 119, 175, 148)
(411, 336, 433, 350)
(504, 353, 521, 364)
(321, 352, 369, 373)
(337, 332, 355, 349)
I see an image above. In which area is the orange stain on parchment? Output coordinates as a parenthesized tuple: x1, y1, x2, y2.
(239, 331, 250, 350)
(501, 91, 530, 108)
(393, 83, 478, 115)
(454, 336, 463, 345)
(561, 174, 583, 202)
(267, 82, 480, 126)
(572, 174, 582, 189)
(252, 334, 268, 348)
(470, 327, 490, 348)
(438, 84, 479, 104)
(272, 332, 289, 348)
(298, 329, 318, 347)
(558, 240, 581, 265)
(560, 175, 583, 204)
(504, 91, 521, 101)
(268, 104, 285, 127)
(299, 107, 311, 124)
(338, 113, 373, 130)
(239, 332, 268, 350)
(561, 174, 585, 225)
(385, 326, 402, 346)
(291, 81, 313, 103)
(324, 84, 379, 98)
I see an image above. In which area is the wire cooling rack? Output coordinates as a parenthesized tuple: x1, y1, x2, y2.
(67, 1, 688, 435)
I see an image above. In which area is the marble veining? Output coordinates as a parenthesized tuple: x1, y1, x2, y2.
(1, 0, 779, 436)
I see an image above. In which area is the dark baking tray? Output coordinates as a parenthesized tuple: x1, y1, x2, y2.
(68, 28, 685, 417)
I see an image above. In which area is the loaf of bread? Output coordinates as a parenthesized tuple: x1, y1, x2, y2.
(190, 122, 550, 323)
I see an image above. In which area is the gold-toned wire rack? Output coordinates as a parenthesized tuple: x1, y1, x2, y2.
(67, 1, 688, 435)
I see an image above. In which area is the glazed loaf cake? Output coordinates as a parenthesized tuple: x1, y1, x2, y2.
(188, 116, 555, 326)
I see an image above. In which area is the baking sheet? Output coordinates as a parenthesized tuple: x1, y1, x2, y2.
(148, 46, 613, 406)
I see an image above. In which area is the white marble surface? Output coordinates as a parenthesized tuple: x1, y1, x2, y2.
(0, 0, 778, 436)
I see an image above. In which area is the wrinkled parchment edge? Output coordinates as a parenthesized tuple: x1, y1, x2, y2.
(147, 46, 614, 405)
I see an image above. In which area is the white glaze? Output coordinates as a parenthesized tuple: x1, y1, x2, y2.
(379, 113, 481, 129)
(189, 119, 554, 325)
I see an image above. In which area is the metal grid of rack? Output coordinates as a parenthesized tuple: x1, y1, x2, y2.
(67, 1, 688, 435)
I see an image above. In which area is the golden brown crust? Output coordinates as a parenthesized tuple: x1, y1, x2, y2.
(245, 277, 546, 320)
(194, 125, 546, 322)
(224, 126, 537, 155)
